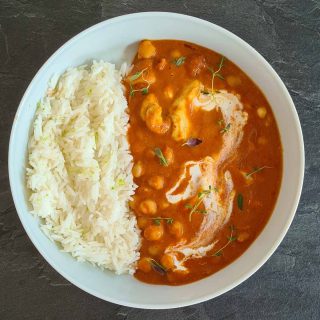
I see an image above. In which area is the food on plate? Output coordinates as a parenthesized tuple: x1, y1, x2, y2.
(26, 39, 282, 285)
(125, 40, 282, 285)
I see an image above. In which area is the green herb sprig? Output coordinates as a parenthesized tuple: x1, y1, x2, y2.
(151, 217, 174, 226)
(207, 56, 225, 90)
(154, 147, 168, 166)
(200, 56, 225, 100)
(185, 185, 217, 221)
(185, 204, 207, 215)
(245, 166, 272, 178)
(129, 68, 151, 97)
(212, 225, 237, 257)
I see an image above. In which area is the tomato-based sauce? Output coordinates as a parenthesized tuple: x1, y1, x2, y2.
(125, 40, 282, 285)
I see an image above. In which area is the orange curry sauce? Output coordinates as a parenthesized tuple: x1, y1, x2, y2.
(125, 40, 282, 285)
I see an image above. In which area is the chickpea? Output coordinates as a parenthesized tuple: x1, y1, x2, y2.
(257, 107, 267, 119)
(132, 161, 144, 178)
(237, 231, 250, 243)
(148, 175, 165, 190)
(148, 244, 162, 256)
(168, 220, 184, 238)
(137, 216, 149, 229)
(160, 254, 174, 270)
(163, 146, 174, 165)
(138, 40, 156, 59)
(170, 49, 181, 59)
(226, 75, 242, 87)
(137, 257, 152, 273)
(160, 200, 170, 210)
(139, 199, 157, 215)
(144, 224, 164, 241)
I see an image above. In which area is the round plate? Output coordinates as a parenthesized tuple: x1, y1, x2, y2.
(8, 12, 304, 309)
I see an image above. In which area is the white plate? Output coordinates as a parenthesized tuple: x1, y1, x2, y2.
(8, 12, 304, 309)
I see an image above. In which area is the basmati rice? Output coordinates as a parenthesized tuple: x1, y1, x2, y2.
(26, 61, 140, 274)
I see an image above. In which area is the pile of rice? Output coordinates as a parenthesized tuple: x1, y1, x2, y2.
(26, 61, 140, 274)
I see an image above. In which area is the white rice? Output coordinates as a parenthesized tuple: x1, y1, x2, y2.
(26, 61, 140, 274)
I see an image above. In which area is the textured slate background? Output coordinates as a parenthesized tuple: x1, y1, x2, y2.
(0, 0, 319, 319)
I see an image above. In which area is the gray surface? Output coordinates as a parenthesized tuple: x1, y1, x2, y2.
(0, 0, 319, 319)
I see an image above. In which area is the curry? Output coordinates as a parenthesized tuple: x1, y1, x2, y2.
(125, 40, 282, 285)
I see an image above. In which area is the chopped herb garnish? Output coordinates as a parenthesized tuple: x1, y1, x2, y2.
(185, 185, 214, 221)
(211, 225, 237, 257)
(182, 137, 203, 147)
(173, 56, 186, 66)
(149, 258, 167, 275)
(154, 147, 168, 166)
(151, 217, 174, 225)
(220, 123, 231, 134)
(116, 178, 125, 186)
(245, 166, 271, 178)
(111, 178, 126, 190)
(129, 68, 151, 97)
(237, 193, 244, 211)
